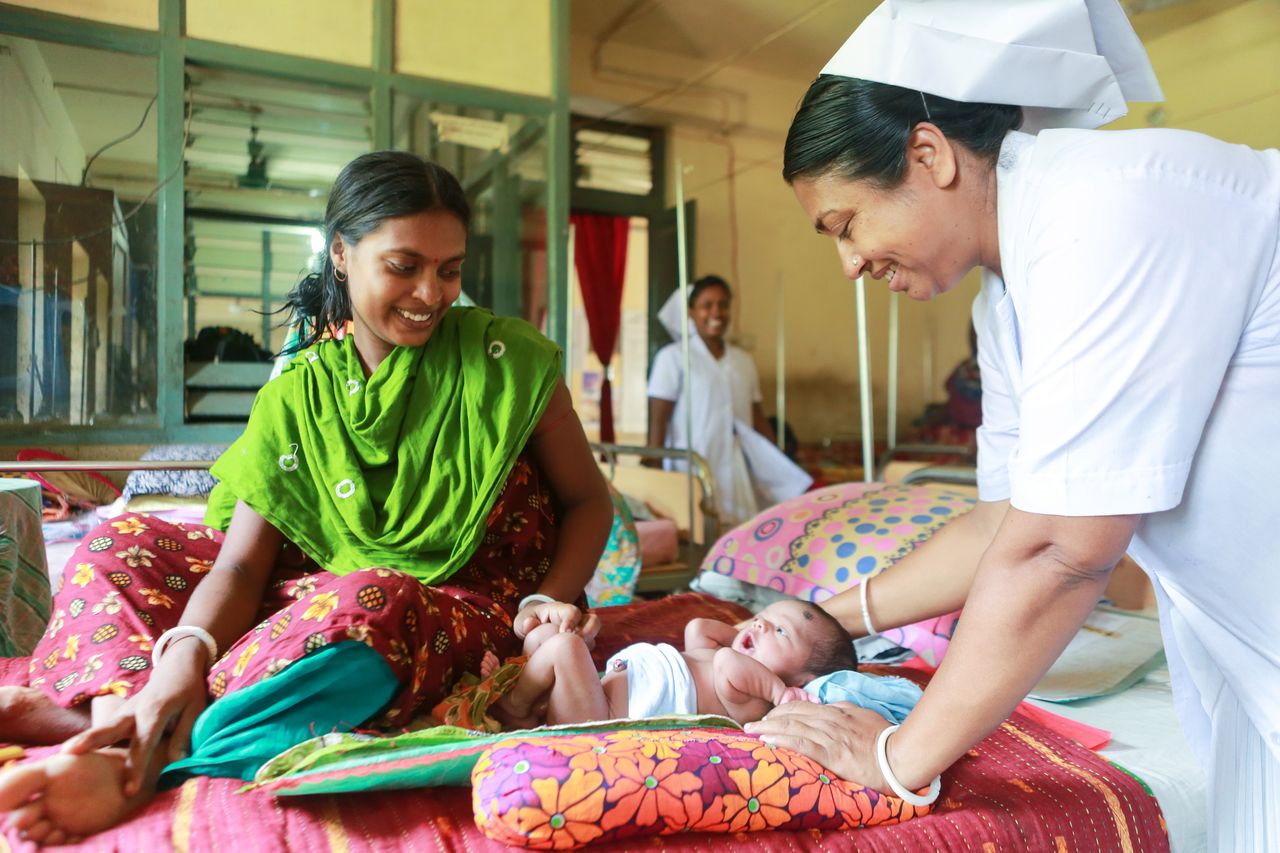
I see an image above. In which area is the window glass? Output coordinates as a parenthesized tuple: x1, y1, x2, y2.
(183, 65, 369, 422)
(0, 37, 159, 426)
(393, 94, 549, 329)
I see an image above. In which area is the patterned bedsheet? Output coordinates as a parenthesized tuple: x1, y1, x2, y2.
(0, 594, 1169, 852)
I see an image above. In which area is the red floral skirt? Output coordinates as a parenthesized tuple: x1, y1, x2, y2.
(27, 455, 564, 726)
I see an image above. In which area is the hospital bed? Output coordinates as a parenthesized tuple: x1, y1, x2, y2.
(592, 442, 718, 594)
(2, 448, 1198, 845)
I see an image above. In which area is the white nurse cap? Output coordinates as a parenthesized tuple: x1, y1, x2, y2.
(820, 0, 1163, 132)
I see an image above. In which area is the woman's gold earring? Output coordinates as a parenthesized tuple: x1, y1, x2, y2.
(334, 268, 347, 282)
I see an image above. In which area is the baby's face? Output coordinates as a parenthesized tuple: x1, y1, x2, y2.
(731, 601, 818, 683)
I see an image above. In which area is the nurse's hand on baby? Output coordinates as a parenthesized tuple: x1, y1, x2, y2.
(513, 600, 601, 656)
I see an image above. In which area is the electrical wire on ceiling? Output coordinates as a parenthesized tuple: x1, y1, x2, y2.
(576, 0, 845, 141)
(576, 0, 847, 293)
(2, 88, 193, 248)
(80, 93, 157, 187)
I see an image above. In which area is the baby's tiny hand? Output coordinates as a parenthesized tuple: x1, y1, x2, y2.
(774, 686, 819, 706)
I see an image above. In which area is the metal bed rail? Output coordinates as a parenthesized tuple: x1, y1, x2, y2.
(590, 443, 719, 594)
(0, 460, 213, 473)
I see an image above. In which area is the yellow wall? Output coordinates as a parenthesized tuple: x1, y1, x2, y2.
(570, 36, 977, 446)
(4, 0, 157, 30)
(570, 2, 1279, 447)
(1112, 0, 1280, 147)
(187, 0, 373, 67)
(396, 0, 552, 98)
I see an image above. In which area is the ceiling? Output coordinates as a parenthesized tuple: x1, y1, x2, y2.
(570, 0, 879, 82)
(568, 0, 1249, 84)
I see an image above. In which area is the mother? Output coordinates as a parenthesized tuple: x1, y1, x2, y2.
(0, 151, 612, 843)
(747, 1, 1280, 847)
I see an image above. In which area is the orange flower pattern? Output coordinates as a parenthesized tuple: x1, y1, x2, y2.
(473, 727, 931, 849)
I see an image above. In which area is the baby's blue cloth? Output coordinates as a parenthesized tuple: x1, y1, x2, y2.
(805, 670, 922, 724)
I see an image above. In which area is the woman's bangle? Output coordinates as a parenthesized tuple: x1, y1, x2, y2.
(517, 593, 556, 613)
(153, 625, 218, 669)
(875, 724, 942, 807)
(860, 577, 878, 638)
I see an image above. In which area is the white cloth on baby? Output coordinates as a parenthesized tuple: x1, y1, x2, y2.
(606, 642, 698, 718)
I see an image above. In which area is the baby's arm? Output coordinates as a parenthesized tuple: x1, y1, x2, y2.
(711, 646, 788, 725)
(685, 618, 739, 651)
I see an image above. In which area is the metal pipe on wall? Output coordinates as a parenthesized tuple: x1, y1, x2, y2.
(564, 222, 575, 384)
(775, 271, 786, 453)
(887, 290, 900, 455)
(855, 274, 875, 482)
(675, 160, 696, 530)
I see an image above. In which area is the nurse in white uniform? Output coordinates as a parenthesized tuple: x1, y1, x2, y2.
(648, 275, 812, 527)
(744, 1, 1280, 848)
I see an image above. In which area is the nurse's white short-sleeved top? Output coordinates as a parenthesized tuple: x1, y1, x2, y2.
(648, 343, 761, 427)
(975, 129, 1280, 764)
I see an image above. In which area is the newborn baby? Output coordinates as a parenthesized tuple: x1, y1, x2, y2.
(487, 600, 857, 728)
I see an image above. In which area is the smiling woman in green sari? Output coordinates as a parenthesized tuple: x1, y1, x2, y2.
(0, 152, 613, 845)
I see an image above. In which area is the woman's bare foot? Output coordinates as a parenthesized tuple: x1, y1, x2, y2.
(0, 687, 90, 745)
(0, 749, 142, 843)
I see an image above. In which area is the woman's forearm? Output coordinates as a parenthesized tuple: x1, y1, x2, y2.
(536, 494, 614, 605)
(823, 499, 1008, 636)
(175, 501, 282, 657)
(177, 565, 277, 656)
(886, 510, 1136, 788)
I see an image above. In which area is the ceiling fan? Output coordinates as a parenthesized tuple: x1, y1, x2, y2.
(238, 125, 270, 189)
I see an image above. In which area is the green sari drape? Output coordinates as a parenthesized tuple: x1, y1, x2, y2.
(205, 307, 562, 584)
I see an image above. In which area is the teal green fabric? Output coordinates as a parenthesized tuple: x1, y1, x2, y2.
(251, 714, 740, 795)
(159, 641, 398, 786)
(0, 478, 51, 656)
(205, 307, 561, 584)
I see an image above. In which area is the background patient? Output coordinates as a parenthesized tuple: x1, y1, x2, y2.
(490, 600, 857, 728)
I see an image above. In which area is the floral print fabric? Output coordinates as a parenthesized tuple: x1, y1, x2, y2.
(472, 727, 928, 849)
(27, 454, 565, 727)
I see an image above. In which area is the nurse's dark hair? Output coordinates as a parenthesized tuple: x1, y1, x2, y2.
(798, 602, 858, 680)
(688, 274, 732, 308)
(782, 76, 1023, 188)
(279, 151, 471, 353)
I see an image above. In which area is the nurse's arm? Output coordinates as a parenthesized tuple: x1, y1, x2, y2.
(822, 498, 1009, 636)
(751, 402, 779, 444)
(887, 509, 1138, 789)
(644, 396, 676, 468)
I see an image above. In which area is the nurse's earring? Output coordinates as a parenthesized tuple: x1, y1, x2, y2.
(334, 268, 347, 282)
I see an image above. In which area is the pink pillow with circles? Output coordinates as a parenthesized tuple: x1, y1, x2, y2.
(700, 482, 974, 664)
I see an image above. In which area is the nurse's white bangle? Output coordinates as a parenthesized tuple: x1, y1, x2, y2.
(875, 724, 942, 807)
(517, 593, 557, 613)
(152, 626, 218, 669)
(860, 577, 878, 637)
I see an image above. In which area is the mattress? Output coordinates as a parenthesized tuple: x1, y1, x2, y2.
(1029, 665, 1206, 853)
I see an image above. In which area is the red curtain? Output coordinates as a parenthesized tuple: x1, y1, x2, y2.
(570, 212, 630, 444)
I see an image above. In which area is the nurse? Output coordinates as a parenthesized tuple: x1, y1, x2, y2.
(744, 1, 1280, 848)
(647, 276, 812, 527)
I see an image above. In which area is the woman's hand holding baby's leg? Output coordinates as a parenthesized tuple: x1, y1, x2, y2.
(515, 602, 601, 654)
(493, 632, 609, 729)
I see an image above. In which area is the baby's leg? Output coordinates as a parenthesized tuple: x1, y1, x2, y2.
(496, 632, 609, 727)
(521, 621, 561, 656)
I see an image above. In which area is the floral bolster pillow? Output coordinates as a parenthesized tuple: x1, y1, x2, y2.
(471, 726, 932, 849)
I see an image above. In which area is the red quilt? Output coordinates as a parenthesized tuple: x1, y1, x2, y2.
(1, 593, 1168, 852)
